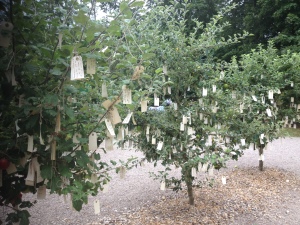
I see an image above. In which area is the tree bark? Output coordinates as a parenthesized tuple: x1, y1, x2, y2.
(184, 170, 194, 205)
(258, 146, 264, 171)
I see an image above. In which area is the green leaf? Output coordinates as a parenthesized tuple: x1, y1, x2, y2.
(131, 1, 144, 7)
(142, 53, 155, 60)
(72, 199, 83, 211)
(50, 67, 63, 75)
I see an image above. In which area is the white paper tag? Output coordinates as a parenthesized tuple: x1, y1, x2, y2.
(89, 132, 98, 151)
(212, 85, 216, 93)
(141, 100, 148, 112)
(252, 95, 257, 101)
(37, 185, 47, 199)
(220, 71, 225, 79)
(261, 96, 265, 104)
(154, 97, 160, 106)
(94, 200, 101, 214)
(291, 97, 294, 103)
(180, 122, 184, 131)
(71, 56, 84, 80)
(291, 81, 294, 87)
(160, 180, 165, 191)
(157, 141, 163, 150)
(182, 116, 188, 125)
(199, 113, 203, 120)
(151, 137, 156, 145)
(204, 117, 208, 125)
(268, 90, 273, 99)
(202, 88, 207, 97)
(27, 135, 34, 152)
(187, 127, 194, 135)
(266, 108, 272, 117)
(168, 86, 171, 94)
(102, 83, 108, 97)
(87, 58, 96, 75)
(122, 112, 133, 124)
(240, 138, 246, 146)
(222, 176, 226, 185)
(202, 163, 208, 172)
(122, 85, 132, 104)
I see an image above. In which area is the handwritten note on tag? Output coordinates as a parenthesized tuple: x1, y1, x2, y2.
(122, 85, 132, 104)
(154, 98, 159, 106)
(89, 132, 98, 151)
(87, 58, 96, 75)
(71, 56, 84, 80)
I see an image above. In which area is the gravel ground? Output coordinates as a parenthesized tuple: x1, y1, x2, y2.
(1, 137, 300, 224)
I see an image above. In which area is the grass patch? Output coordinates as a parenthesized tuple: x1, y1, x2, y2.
(279, 128, 300, 137)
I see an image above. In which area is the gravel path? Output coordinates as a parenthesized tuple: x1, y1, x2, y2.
(1, 137, 300, 224)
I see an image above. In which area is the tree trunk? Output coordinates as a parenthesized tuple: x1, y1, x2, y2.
(184, 169, 194, 205)
(258, 146, 264, 171)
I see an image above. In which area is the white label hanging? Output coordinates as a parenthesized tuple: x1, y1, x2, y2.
(249, 143, 255, 150)
(122, 112, 133, 124)
(266, 108, 272, 117)
(202, 88, 207, 97)
(240, 138, 246, 146)
(212, 85, 216, 93)
(167, 86, 171, 94)
(102, 83, 108, 97)
(222, 176, 226, 185)
(71, 55, 84, 80)
(182, 116, 188, 125)
(94, 200, 101, 215)
(122, 85, 132, 104)
(268, 90, 273, 99)
(157, 141, 163, 150)
(151, 137, 156, 145)
(105, 137, 113, 150)
(141, 100, 148, 112)
(220, 71, 225, 79)
(261, 96, 265, 104)
(154, 97, 159, 106)
(87, 58, 96, 75)
(89, 132, 98, 151)
(160, 180, 166, 191)
(27, 135, 34, 152)
(252, 96, 257, 101)
(291, 97, 294, 103)
(180, 122, 184, 131)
